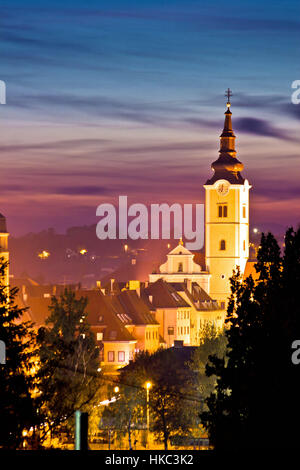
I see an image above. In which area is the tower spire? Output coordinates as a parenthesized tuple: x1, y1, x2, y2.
(205, 89, 245, 185)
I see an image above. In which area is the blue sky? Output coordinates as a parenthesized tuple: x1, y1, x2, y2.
(1, 0, 300, 235)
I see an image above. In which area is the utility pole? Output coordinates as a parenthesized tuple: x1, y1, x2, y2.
(75, 411, 88, 450)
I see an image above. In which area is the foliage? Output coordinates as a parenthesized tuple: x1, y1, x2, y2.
(201, 228, 300, 449)
(0, 258, 38, 449)
(188, 323, 227, 415)
(36, 289, 103, 441)
(105, 349, 201, 450)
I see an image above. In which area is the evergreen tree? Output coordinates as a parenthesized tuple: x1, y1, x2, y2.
(0, 258, 38, 449)
(36, 289, 102, 442)
(201, 228, 300, 449)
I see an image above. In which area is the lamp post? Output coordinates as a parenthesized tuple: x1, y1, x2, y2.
(145, 381, 152, 447)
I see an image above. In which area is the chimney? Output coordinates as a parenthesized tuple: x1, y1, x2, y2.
(186, 279, 192, 294)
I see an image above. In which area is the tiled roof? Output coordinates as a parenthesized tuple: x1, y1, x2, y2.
(142, 279, 190, 309)
(75, 290, 136, 342)
(243, 261, 259, 281)
(169, 282, 221, 311)
(112, 290, 159, 326)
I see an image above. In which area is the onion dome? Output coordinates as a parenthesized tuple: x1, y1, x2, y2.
(206, 91, 245, 185)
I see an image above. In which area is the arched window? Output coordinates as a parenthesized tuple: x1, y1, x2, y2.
(177, 262, 183, 272)
(220, 240, 226, 251)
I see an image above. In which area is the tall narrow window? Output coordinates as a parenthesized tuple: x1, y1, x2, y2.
(220, 240, 226, 251)
(243, 205, 246, 218)
(178, 262, 183, 272)
(118, 351, 125, 362)
(218, 205, 228, 218)
(108, 351, 115, 362)
(243, 240, 246, 251)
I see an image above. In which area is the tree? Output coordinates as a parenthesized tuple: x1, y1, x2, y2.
(188, 323, 227, 416)
(36, 289, 102, 443)
(0, 258, 38, 449)
(109, 349, 200, 450)
(101, 378, 145, 450)
(201, 228, 300, 449)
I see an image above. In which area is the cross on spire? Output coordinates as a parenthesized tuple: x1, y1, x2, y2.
(225, 88, 233, 107)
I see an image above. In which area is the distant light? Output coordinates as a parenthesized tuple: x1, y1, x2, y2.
(167, 243, 171, 249)
(145, 381, 152, 390)
(114, 386, 120, 393)
(38, 250, 50, 259)
(79, 249, 87, 255)
(97, 367, 102, 372)
(124, 244, 128, 252)
(253, 228, 258, 234)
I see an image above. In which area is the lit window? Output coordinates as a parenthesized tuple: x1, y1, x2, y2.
(108, 351, 115, 362)
(243, 205, 246, 218)
(97, 332, 103, 341)
(118, 351, 125, 362)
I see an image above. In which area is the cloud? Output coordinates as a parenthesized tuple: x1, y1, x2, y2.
(234, 117, 289, 139)
(0, 139, 110, 153)
(55, 186, 109, 196)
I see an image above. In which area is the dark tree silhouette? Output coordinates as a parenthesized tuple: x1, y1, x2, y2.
(0, 258, 38, 449)
(201, 228, 300, 449)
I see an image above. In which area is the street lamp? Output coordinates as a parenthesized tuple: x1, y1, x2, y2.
(145, 381, 152, 446)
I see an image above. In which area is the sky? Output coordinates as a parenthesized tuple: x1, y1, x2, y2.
(1, 0, 300, 236)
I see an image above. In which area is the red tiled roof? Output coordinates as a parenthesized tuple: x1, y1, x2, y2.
(142, 279, 190, 309)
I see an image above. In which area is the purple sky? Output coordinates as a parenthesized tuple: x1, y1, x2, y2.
(1, 0, 300, 236)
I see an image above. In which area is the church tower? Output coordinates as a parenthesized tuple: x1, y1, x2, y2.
(204, 90, 251, 306)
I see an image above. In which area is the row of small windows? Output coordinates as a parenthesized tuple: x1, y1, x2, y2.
(217, 205, 247, 218)
(177, 310, 190, 320)
(178, 326, 189, 335)
(146, 330, 158, 340)
(107, 350, 134, 362)
(108, 351, 125, 362)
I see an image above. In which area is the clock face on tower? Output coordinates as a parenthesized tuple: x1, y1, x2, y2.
(216, 180, 230, 196)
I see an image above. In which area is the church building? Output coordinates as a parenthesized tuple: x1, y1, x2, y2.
(149, 92, 251, 313)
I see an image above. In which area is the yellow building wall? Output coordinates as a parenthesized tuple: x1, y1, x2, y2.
(204, 181, 250, 305)
(102, 341, 136, 372)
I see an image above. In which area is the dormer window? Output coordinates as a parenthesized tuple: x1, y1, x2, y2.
(98, 315, 103, 323)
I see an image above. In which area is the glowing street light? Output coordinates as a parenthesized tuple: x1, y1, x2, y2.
(114, 386, 120, 394)
(145, 381, 152, 446)
(253, 228, 259, 234)
(38, 250, 50, 259)
(124, 244, 128, 253)
(79, 249, 87, 255)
